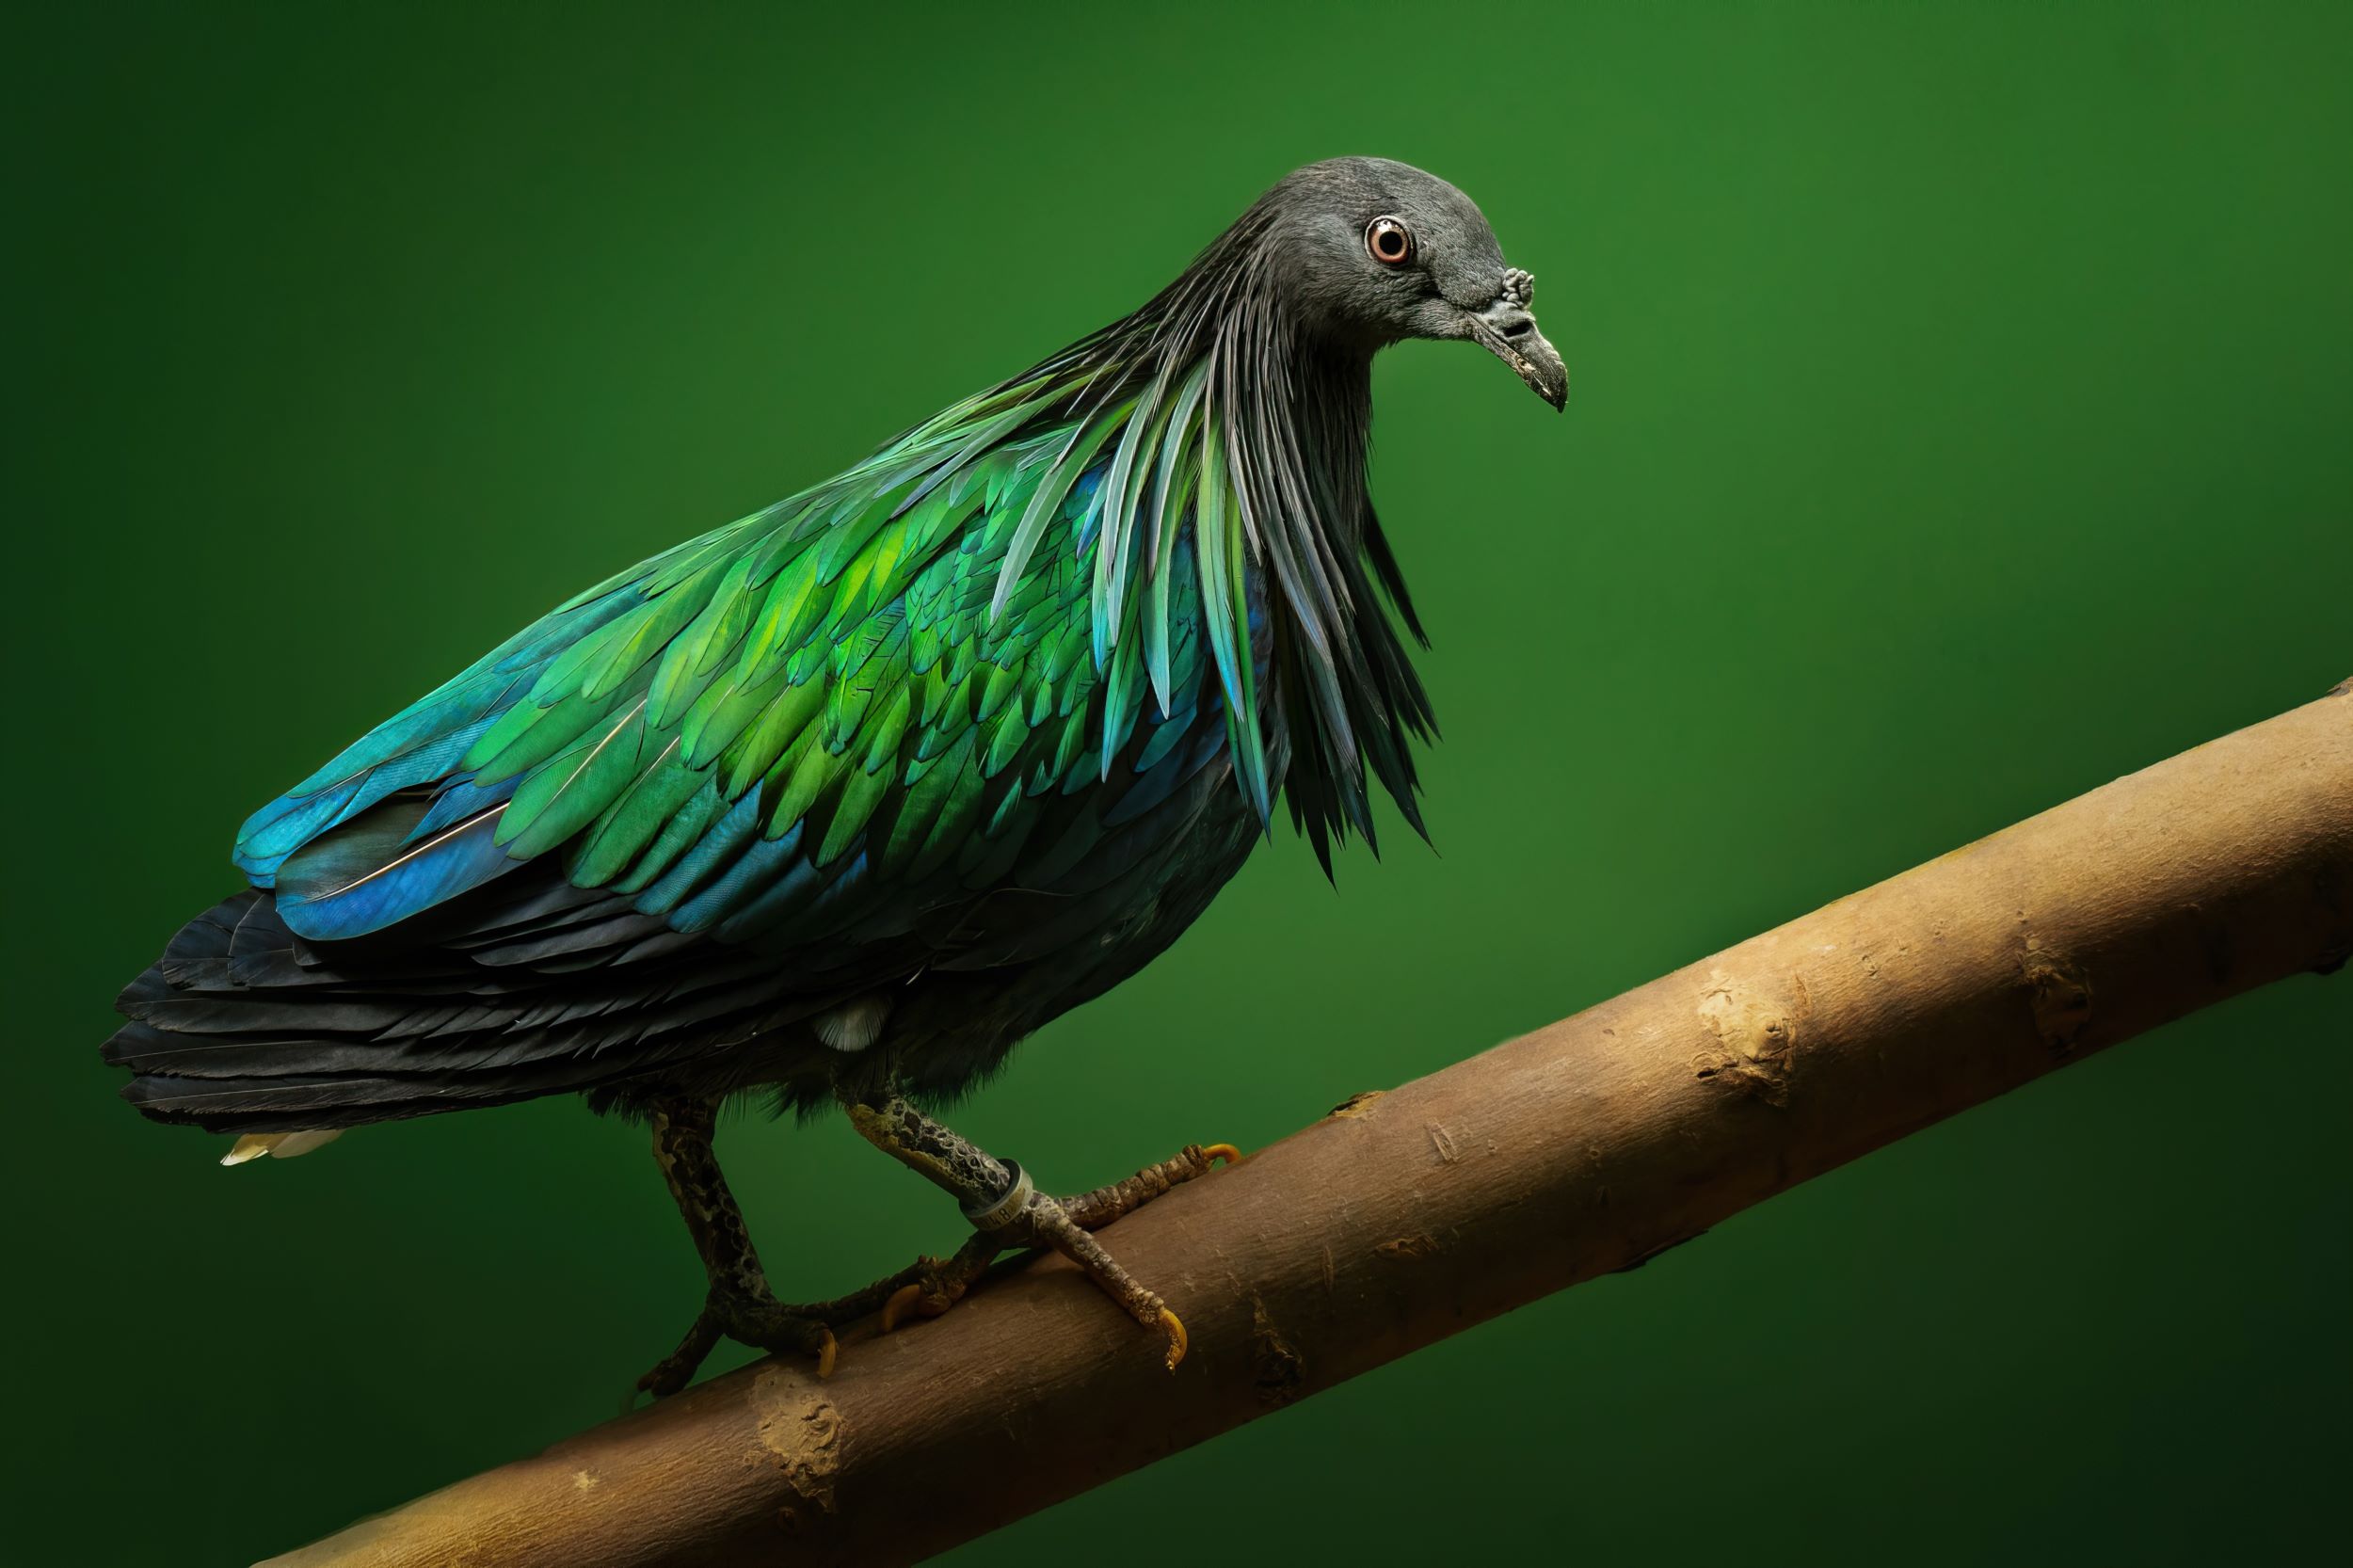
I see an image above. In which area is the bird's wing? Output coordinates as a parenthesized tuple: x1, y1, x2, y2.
(229, 376, 1258, 975)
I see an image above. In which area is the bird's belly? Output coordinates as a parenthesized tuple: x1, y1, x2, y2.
(880, 771, 1264, 1098)
(1061, 792, 1263, 1003)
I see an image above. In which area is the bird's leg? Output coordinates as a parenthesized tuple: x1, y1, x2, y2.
(636, 1094, 838, 1398)
(840, 1089, 1239, 1368)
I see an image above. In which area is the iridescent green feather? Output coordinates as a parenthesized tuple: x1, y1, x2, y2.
(240, 345, 1279, 946)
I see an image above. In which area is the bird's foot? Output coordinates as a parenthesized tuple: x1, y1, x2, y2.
(879, 1230, 1002, 1331)
(635, 1286, 839, 1400)
(981, 1170, 1191, 1368)
(874, 1143, 1241, 1369)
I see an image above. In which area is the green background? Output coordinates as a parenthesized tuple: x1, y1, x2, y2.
(8, 3, 2349, 1562)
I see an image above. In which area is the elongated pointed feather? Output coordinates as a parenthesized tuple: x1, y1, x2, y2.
(1142, 358, 1212, 712)
(991, 396, 1134, 619)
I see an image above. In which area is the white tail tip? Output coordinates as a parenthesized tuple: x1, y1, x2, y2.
(219, 1129, 343, 1166)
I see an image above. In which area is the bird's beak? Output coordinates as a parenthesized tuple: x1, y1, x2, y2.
(1465, 266, 1566, 411)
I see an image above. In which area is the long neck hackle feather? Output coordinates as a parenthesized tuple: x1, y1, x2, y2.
(971, 193, 1436, 868)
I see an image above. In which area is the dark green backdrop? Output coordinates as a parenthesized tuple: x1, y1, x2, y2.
(9, 3, 2349, 1563)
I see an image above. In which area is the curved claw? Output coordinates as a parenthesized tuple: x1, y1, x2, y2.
(1158, 1306, 1189, 1371)
(1198, 1143, 1242, 1166)
(881, 1282, 925, 1334)
(813, 1327, 838, 1380)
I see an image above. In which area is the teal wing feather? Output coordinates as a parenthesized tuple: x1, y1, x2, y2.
(241, 365, 1258, 960)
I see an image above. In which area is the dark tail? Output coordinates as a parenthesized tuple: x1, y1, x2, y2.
(104, 880, 818, 1135)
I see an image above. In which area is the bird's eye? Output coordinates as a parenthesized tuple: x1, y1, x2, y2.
(1365, 216, 1414, 266)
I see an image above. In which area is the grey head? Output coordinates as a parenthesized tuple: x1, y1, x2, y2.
(1252, 156, 1566, 409)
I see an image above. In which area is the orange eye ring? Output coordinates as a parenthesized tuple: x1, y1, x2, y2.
(1365, 216, 1414, 265)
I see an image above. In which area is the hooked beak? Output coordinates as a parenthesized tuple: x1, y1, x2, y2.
(1465, 266, 1566, 411)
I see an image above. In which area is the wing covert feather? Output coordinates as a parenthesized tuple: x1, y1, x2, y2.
(235, 377, 1244, 987)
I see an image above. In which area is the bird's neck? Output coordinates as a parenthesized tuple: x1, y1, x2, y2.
(1015, 251, 1429, 856)
(1284, 335, 1376, 549)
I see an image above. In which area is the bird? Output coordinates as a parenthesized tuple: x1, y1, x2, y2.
(103, 155, 1565, 1395)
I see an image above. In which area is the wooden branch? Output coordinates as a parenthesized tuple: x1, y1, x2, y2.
(265, 686, 2353, 1568)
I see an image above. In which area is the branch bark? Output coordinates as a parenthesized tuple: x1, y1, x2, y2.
(265, 686, 2353, 1568)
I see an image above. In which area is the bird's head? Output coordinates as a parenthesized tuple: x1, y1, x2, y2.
(1253, 156, 1566, 410)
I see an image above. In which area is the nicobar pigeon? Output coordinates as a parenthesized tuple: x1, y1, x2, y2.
(104, 157, 1565, 1394)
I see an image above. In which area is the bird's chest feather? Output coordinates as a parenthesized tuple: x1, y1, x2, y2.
(878, 746, 1262, 1097)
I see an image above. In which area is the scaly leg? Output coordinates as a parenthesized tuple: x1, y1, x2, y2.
(1064, 1142, 1242, 1230)
(842, 1089, 1238, 1368)
(636, 1095, 841, 1397)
